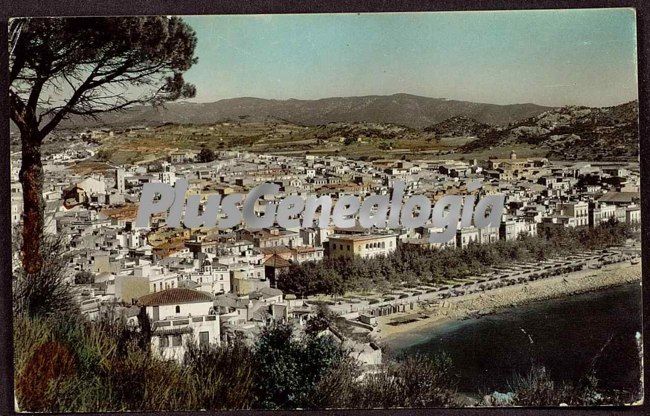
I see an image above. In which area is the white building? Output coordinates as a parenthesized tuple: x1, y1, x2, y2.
(560, 201, 589, 227)
(328, 233, 398, 259)
(189, 261, 231, 294)
(138, 288, 220, 362)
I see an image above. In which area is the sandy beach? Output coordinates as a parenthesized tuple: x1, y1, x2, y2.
(374, 261, 642, 342)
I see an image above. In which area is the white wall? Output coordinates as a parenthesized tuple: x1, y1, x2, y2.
(146, 300, 213, 320)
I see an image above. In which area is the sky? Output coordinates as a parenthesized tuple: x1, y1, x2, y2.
(181, 9, 638, 107)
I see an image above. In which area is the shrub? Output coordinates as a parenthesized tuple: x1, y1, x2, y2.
(505, 365, 635, 407)
(253, 322, 347, 409)
(16, 340, 77, 411)
(308, 354, 459, 409)
(74, 271, 95, 284)
(13, 233, 76, 317)
(197, 147, 216, 163)
(105, 347, 193, 411)
(183, 340, 255, 410)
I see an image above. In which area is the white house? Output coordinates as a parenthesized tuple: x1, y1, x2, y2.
(139, 287, 215, 320)
(138, 288, 220, 362)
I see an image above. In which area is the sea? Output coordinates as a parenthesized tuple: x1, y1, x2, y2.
(386, 282, 643, 396)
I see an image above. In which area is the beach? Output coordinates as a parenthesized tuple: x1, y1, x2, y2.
(374, 261, 642, 342)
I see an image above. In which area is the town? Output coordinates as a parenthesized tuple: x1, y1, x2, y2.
(135, 178, 504, 240)
(10, 128, 642, 370)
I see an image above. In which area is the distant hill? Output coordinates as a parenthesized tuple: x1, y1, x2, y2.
(460, 101, 639, 161)
(55, 93, 552, 130)
(315, 122, 422, 141)
(423, 115, 495, 138)
(16, 93, 638, 162)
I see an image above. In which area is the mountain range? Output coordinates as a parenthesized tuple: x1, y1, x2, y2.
(19, 93, 638, 161)
(57, 93, 552, 129)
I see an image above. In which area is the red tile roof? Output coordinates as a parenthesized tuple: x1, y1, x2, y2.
(263, 253, 292, 268)
(138, 288, 214, 307)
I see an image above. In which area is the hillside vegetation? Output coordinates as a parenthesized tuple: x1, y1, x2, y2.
(53, 97, 638, 164)
(461, 101, 639, 161)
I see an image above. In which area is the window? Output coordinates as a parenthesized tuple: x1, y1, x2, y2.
(199, 331, 209, 347)
(160, 336, 169, 348)
(172, 335, 182, 347)
(175, 305, 180, 314)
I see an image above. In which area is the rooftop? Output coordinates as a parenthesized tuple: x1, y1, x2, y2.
(138, 288, 214, 307)
(329, 233, 397, 241)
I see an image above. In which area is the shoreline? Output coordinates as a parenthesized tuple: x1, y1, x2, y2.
(374, 262, 642, 343)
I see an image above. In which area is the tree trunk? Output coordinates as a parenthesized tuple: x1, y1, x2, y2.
(19, 130, 44, 274)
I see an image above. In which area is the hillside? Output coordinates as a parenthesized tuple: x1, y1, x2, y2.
(460, 101, 639, 161)
(35, 95, 638, 163)
(314, 122, 423, 141)
(423, 116, 495, 138)
(56, 93, 551, 129)
(80, 99, 639, 165)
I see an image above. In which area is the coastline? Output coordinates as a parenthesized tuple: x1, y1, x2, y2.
(374, 261, 642, 343)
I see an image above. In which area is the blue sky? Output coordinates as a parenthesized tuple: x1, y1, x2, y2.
(181, 8, 637, 107)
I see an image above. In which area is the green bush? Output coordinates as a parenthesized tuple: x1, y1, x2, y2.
(253, 322, 347, 409)
(307, 354, 459, 408)
(184, 340, 255, 409)
(505, 365, 636, 407)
